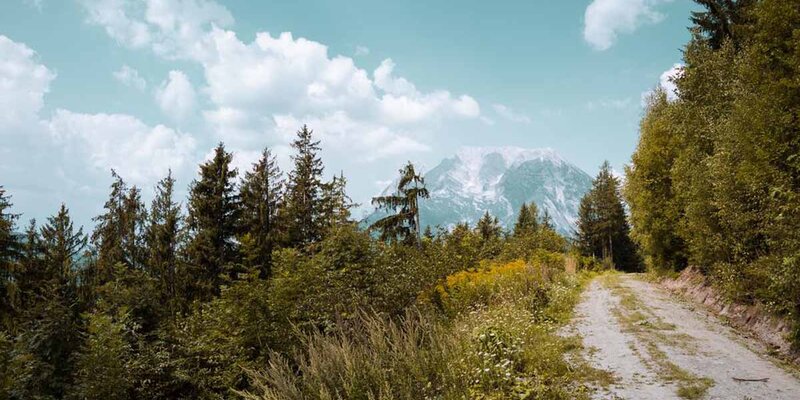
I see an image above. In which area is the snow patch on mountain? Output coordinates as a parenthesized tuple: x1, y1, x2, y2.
(367, 146, 593, 236)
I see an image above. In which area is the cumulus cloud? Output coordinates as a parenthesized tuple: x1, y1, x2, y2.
(113, 64, 147, 91)
(583, 0, 672, 51)
(1, 35, 199, 224)
(78, 0, 484, 164)
(658, 63, 683, 101)
(641, 63, 684, 106)
(79, 0, 234, 59)
(155, 70, 196, 120)
(48, 110, 197, 184)
(0, 35, 56, 130)
(492, 104, 531, 124)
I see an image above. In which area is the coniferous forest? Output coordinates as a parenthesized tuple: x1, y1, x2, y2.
(2, 0, 800, 398)
(0, 124, 612, 399)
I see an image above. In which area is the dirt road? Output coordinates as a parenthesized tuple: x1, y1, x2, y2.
(570, 274, 800, 399)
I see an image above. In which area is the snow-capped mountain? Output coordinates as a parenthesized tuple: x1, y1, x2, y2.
(367, 146, 593, 236)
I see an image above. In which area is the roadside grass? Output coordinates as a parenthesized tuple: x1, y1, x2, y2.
(601, 273, 714, 400)
(242, 258, 613, 399)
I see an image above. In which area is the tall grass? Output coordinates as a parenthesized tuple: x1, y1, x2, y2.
(241, 258, 603, 400)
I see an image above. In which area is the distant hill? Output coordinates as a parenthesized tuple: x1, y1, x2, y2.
(365, 146, 593, 236)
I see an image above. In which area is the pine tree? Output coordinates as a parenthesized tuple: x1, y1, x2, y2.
(691, 0, 755, 50)
(185, 143, 242, 299)
(146, 170, 182, 312)
(513, 202, 539, 236)
(240, 148, 283, 277)
(320, 171, 355, 230)
(540, 209, 555, 232)
(92, 171, 147, 280)
(283, 125, 325, 247)
(12, 204, 87, 398)
(41, 204, 87, 284)
(370, 162, 430, 245)
(0, 186, 19, 328)
(577, 162, 640, 271)
(476, 211, 501, 242)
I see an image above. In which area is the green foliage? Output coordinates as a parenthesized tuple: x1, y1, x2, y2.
(72, 311, 134, 400)
(577, 162, 641, 272)
(240, 148, 284, 277)
(185, 143, 242, 300)
(243, 258, 599, 400)
(370, 162, 430, 245)
(92, 171, 147, 278)
(283, 125, 325, 247)
(0, 121, 585, 397)
(624, 90, 688, 271)
(146, 170, 183, 316)
(626, 0, 800, 344)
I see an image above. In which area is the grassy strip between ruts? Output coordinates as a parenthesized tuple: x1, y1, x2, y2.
(599, 272, 714, 400)
(241, 259, 613, 399)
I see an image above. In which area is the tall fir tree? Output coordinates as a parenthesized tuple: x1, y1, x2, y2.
(320, 171, 355, 229)
(283, 125, 325, 247)
(577, 162, 641, 271)
(513, 202, 539, 236)
(41, 204, 87, 284)
(476, 211, 501, 242)
(92, 171, 147, 280)
(146, 170, 182, 311)
(185, 143, 242, 299)
(240, 148, 284, 277)
(0, 186, 19, 328)
(370, 162, 430, 245)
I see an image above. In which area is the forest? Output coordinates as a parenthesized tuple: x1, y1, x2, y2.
(625, 0, 800, 343)
(0, 123, 629, 398)
(2, 0, 800, 398)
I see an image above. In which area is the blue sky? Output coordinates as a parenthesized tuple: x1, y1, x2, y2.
(1, 0, 694, 226)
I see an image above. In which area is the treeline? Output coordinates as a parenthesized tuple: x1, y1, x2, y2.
(0, 125, 569, 399)
(625, 0, 800, 343)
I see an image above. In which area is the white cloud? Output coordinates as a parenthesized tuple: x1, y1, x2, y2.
(272, 112, 430, 162)
(48, 109, 196, 184)
(658, 63, 683, 101)
(0, 35, 56, 130)
(155, 70, 196, 120)
(79, 0, 234, 59)
(493, 104, 531, 124)
(583, 0, 672, 51)
(78, 1, 484, 162)
(113, 64, 147, 91)
(641, 63, 684, 106)
(354, 45, 370, 56)
(1, 35, 199, 225)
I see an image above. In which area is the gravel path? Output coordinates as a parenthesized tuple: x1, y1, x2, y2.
(571, 274, 800, 400)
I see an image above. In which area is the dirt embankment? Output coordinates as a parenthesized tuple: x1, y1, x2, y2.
(661, 267, 799, 362)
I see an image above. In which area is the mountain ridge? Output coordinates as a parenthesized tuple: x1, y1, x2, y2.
(367, 146, 593, 236)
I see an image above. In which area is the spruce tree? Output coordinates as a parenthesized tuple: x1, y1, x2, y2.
(0, 186, 19, 328)
(146, 170, 182, 310)
(284, 125, 325, 247)
(92, 171, 147, 279)
(41, 204, 87, 283)
(476, 211, 501, 242)
(185, 143, 242, 299)
(513, 202, 539, 236)
(370, 162, 429, 245)
(240, 148, 283, 277)
(320, 171, 354, 229)
(577, 162, 640, 271)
